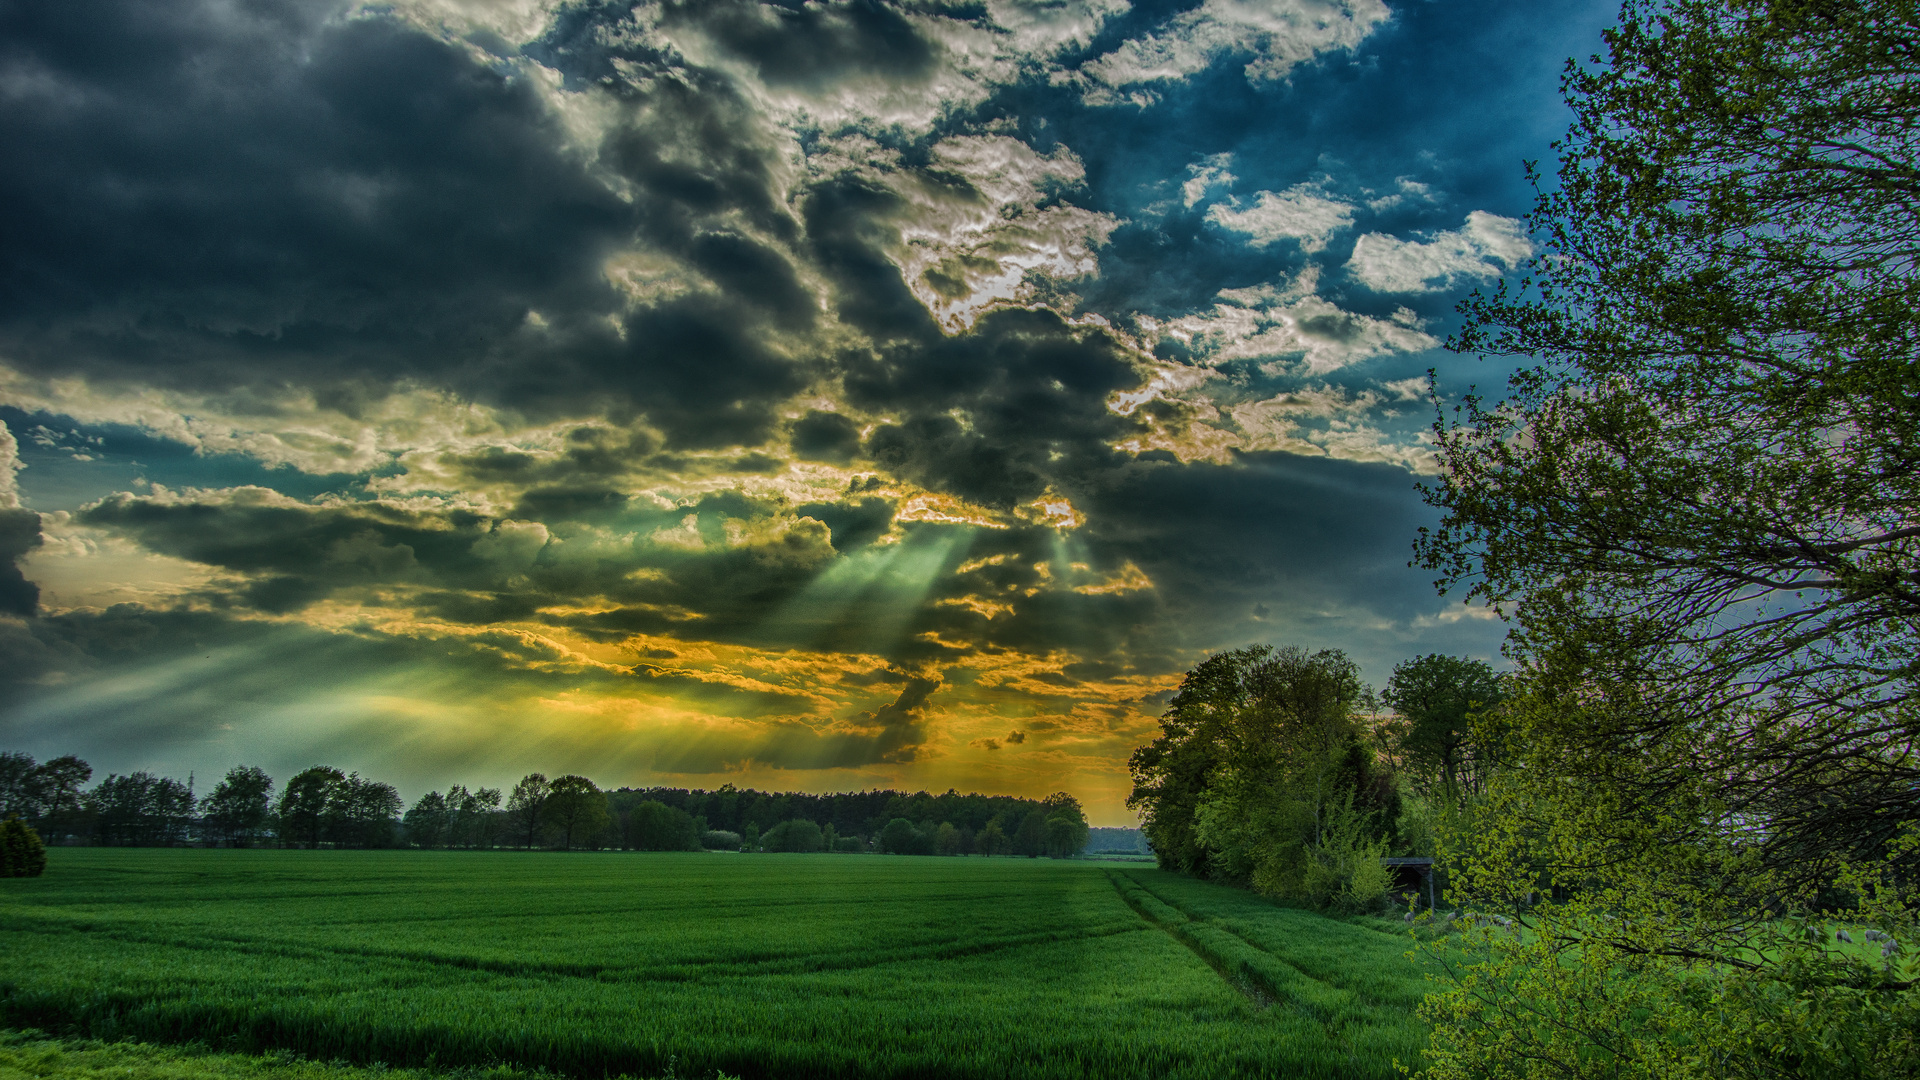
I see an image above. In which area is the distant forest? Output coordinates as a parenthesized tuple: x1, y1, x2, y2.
(0, 751, 1096, 857)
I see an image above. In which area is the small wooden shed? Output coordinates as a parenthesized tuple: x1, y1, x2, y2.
(1382, 856, 1439, 910)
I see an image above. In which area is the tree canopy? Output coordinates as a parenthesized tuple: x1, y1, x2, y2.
(1128, 645, 1404, 910)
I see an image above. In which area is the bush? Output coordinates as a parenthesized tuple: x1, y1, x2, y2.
(700, 830, 740, 850)
(626, 800, 701, 851)
(761, 819, 824, 853)
(878, 818, 932, 855)
(1, 815, 48, 877)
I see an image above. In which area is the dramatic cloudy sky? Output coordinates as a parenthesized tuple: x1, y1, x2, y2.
(0, 0, 1615, 821)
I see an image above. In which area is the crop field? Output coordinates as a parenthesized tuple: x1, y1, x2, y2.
(0, 851, 1432, 1080)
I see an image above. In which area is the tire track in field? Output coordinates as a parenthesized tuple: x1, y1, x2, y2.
(1118, 873, 1400, 1010)
(3, 909, 1151, 988)
(1106, 869, 1376, 1055)
(1103, 870, 1274, 1010)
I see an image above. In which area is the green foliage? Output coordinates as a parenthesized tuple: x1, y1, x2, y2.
(1, 814, 47, 877)
(0, 753, 92, 842)
(0, 1030, 560, 1080)
(0, 849, 1433, 1079)
(878, 817, 927, 855)
(1041, 793, 1090, 858)
(276, 767, 346, 850)
(1130, 645, 1402, 910)
(1417, 1, 1920, 1076)
(629, 800, 704, 851)
(975, 819, 1009, 856)
(760, 818, 824, 853)
(202, 767, 275, 848)
(541, 775, 609, 851)
(403, 791, 450, 849)
(1380, 655, 1504, 804)
(443, 785, 503, 849)
(504, 774, 549, 850)
(88, 772, 195, 847)
(1013, 810, 1048, 857)
(1420, 698, 1920, 1079)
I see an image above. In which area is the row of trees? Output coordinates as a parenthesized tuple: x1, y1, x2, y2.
(1128, 645, 1501, 912)
(0, 751, 1093, 857)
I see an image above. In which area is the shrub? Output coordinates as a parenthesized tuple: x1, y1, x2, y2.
(1, 815, 47, 877)
(761, 819, 823, 853)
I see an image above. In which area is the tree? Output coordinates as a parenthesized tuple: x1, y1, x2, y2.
(879, 817, 921, 855)
(541, 775, 608, 851)
(506, 773, 549, 849)
(447, 785, 503, 848)
(327, 774, 402, 848)
(1128, 645, 1399, 907)
(201, 766, 274, 847)
(88, 772, 194, 846)
(0, 754, 93, 841)
(1012, 809, 1048, 857)
(626, 799, 701, 851)
(1381, 655, 1505, 803)
(277, 766, 346, 849)
(0, 752, 35, 819)
(0, 815, 46, 877)
(975, 819, 1009, 856)
(404, 791, 451, 849)
(740, 821, 760, 852)
(763, 818, 824, 853)
(928, 821, 958, 856)
(1041, 793, 1090, 858)
(1418, 2, 1920, 1076)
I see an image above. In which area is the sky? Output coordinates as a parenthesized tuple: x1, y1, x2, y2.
(0, 0, 1618, 823)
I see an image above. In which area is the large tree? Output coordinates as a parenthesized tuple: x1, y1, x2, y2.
(506, 773, 550, 849)
(1381, 655, 1505, 804)
(1128, 645, 1399, 909)
(200, 765, 274, 848)
(1419, 1, 1920, 1076)
(276, 766, 346, 849)
(540, 774, 608, 851)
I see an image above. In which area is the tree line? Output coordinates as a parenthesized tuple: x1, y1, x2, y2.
(0, 752, 1088, 857)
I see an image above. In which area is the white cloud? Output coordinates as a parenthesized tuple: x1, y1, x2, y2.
(1206, 185, 1355, 252)
(1079, 0, 1391, 95)
(1347, 210, 1531, 293)
(1183, 153, 1237, 208)
(1156, 273, 1436, 375)
(0, 366, 566, 483)
(1109, 368, 1437, 473)
(0, 419, 21, 509)
(1365, 175, 1434, 212)
(881, 136, 1122, 331)
(375, 0, 563, 43)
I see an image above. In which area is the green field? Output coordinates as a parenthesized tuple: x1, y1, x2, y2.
(0, 851, 1431, 1080)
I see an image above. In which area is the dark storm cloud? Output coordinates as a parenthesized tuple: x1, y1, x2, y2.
(649, 664, 941, 773)
(0, 0, 817, 445)
(0, 510, 43, 616)
(71, 486, 872, 644)
(850, 308, 1147, 510)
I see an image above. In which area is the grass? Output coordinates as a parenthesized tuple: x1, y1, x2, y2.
(0, 1029, 566, 1080)
(0, 850, 1433, 1079)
